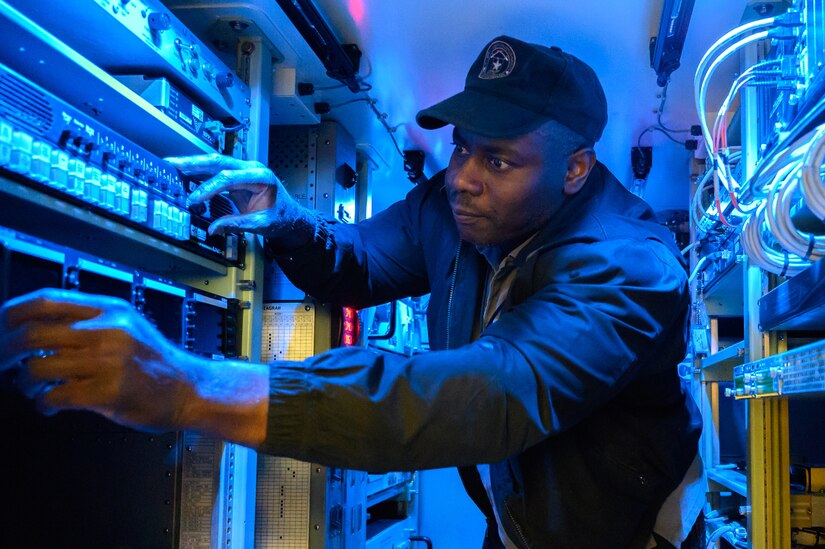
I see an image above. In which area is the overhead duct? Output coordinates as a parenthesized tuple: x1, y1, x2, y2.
(274, 0, 363, 93)
(650, 0, 696, 86)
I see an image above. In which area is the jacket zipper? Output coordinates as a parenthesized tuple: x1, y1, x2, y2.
(504, 499, 531, 549)
(449, 244, 527, 548)
(445, 241, 462, 350)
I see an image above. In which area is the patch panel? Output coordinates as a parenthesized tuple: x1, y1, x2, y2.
(733, 338, 825, 398)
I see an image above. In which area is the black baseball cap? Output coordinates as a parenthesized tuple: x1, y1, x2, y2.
(416, 35, 608, 143)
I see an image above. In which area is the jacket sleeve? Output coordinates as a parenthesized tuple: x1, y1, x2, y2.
(259, 237, 689, 472)
(265, 175, 445, 308)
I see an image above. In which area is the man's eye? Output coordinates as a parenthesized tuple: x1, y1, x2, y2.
(488, 157, 509, 170)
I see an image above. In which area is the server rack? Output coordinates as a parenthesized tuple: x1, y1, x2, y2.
(0, 0, 423, 546)
(693, 2, 825, 547)
(0, 0, 261, 546)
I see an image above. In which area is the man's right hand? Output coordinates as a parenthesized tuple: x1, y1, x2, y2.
(166, 154, 313, 241)
(0, 288, 270, 447)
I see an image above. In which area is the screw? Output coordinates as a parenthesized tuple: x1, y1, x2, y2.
(752, 3, 774, 16)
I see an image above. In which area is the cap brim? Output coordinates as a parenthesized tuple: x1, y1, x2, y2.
(416, 89, 550, 138)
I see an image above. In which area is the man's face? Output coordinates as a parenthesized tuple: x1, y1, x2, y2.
(445, 126, 568, 247)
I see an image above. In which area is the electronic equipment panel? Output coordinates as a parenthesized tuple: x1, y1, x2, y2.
(0, 61, 241, 264)
(7, 0, 250, 125)
(116, 75, 224, 151)
(0, 226, 240, 549)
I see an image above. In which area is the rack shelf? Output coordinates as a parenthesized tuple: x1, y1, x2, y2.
(759, 260, 825, 331)
(0, 2, 213, 158)
(707, 467, 748, 497)
(0, 177, 227, 277)
(701, 340, 747, 381)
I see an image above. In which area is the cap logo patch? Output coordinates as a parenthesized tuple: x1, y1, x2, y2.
(478, 40, 516, 80)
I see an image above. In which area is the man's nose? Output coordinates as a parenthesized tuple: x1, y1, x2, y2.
(448, 157, 484, 196)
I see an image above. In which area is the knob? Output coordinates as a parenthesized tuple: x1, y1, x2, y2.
(216, 72, 234, 90)
(58, 129, 76, 147)
(147, 12, 171, 31)
(100, 143, 116, 161)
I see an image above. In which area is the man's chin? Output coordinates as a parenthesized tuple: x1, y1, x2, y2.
(457, 229, 493, 247)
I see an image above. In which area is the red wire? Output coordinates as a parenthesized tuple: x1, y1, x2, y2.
(715, 194, 734, 228)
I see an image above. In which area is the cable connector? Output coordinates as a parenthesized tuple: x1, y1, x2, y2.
(768, 25, 797, 40)
(297, 82, 315, 96)
(204, 120, 223, 134)
(780, 57, 800, 81)
(775, 9, 803, 27)
(631, 146, 652, 180)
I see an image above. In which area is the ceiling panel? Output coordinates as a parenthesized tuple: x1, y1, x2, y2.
(280, 0, 752, 212)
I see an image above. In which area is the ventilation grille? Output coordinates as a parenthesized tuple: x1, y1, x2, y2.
(208, 195, 235, 220)
(269, 127, 312, 171)
(0, 72, 52, 136)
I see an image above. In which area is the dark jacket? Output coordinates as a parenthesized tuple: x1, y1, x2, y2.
(261, 162, 702, 548)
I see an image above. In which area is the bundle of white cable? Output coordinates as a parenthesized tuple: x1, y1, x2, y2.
(749, 125, 818, 197)
(694, 16, 776, 160)
(712, 62, 779, 145)
(738, 127, 825, 275)
(693, 15, 825, 277)
(690, 169, 715, 230)
(800, 125, 825, 221)
(691, 151, 750, 235)
(764, 169, 825, 261)
(711, 63, 780, 200)
(741, 202, 812, 276)
(701, 32, 771, 198)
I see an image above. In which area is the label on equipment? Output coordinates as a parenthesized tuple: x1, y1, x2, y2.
(261, 302, 315, 362)
(179, 433, 224, 548)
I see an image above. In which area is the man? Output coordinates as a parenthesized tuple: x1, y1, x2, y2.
(1, 36, 702, 547)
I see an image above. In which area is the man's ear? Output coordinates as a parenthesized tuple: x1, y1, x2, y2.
(563, 148, 596, 196)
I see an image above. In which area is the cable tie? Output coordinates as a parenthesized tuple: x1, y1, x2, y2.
(804, 234, 816, 261)
(780, 252, 789, 277)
